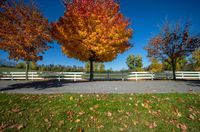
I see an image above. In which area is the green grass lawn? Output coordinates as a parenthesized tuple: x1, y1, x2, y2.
(0, 93, 200, 131)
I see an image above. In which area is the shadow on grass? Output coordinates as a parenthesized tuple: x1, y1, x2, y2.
(0, 80, 89, 91)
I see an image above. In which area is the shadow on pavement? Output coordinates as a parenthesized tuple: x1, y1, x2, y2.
(0, 80, 88, 91)
(186, 80, 200, 87)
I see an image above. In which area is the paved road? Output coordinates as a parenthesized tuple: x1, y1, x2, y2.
(0, 80, 200, 94)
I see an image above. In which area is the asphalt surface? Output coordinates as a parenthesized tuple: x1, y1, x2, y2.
(0, 80, 200, 94)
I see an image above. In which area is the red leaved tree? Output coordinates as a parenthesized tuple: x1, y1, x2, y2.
(145, 22, 200, 80)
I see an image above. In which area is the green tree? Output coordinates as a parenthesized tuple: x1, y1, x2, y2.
(99, 63, 105, 72)
(85, 62, 105, 72)
(149, 58, 163, 72)
(16, 62, 25, 69)
(192, 48, 200, 71)
(163, 57, 187, 71)
(85, 62, 90, 72)
(30, 62, 38, 70)
(126, 54, 143, 71)
(94, 63, 99, 72)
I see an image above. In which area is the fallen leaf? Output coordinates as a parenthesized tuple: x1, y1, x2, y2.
(78, 111, 85, 116)
(119, 128, 124, 131)
(141, 100, 151, 109)
(34, 108, 42, 113)
(89, 107, 94, 111)
(177, 123, 187, 132)
(174, 107, 182, 117)
(47, 123, 51, 130)
(66, 111, 73, 116)
(123, 124, 128, 128)
(93, 105, 99, 109)
(189, 106, 193, 112)
(9, 124, 24, 130)
(58, 120, 64, 127)
(17, 124, 24, 130)
(117, 110, 124, 113)
(0, 123, 8, 131)
(69, 96, 73, 100)
(169, 119, 177, 125)
(75, 119, 80, 123)
(126, 112, 131, 116)
(44, 119, 49, 123)
(11, 108, 20, 113)
(106, 111, 112, 117)
(177, 98, 184, 103)
(188, 114, 195, 120)
(77, 127, 84, 132)
(149, 110, 161, 117)
(133, 120, 138, 125)
(146, 122, 157, 129)
(97, 125, 104, 129)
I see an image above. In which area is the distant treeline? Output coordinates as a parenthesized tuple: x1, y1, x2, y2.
(0, 59, 111, 72)
(0, 60, 84, 72)
(16, 62, 85, 72)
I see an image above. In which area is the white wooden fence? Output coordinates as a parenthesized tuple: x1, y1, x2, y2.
(128, 72, 154, 80)
(127, 71, 200, 80)
(0, 71, 199, 81)
(0, 72, 85, 81)
(176, 71, 200, 80)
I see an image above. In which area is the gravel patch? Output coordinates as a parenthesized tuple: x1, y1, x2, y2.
(0, 80, 200, 94)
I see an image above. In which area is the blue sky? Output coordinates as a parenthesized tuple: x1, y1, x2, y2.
(0, 0, 200, 70)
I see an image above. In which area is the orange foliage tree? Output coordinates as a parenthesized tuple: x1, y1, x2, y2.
(0, 0, 52, 80)
(52, 0, 132, 81)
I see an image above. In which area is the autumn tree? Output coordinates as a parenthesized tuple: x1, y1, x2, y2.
(145, 22, 200, 80)
(0, 0, 52, 80)
(149, 58, 163, 72)
(52, 0, 132, 81)
(126, 54, 143, 71)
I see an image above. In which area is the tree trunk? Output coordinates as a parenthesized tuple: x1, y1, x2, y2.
(89, 59, 94, 81)
(172, 59, 176, 80)
(25, 61, 30, 80)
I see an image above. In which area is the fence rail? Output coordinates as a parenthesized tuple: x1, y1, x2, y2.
(128, 72, 154, 80)
(0, 71, 199, 81)
(0, 72, 85, 81)
(127, 71, 200, 80)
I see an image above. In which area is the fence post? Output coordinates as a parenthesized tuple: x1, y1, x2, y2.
(121, 72, 124, 81)
(107, 72, 110, 80)
(136, 73, 138, 81)
(11, 72, 13, 81)
(166, 72, 170, 80)
(151, 73, 154, 80)
(32, 72, 33, 81)
(182, 72, 184, 79)
(58, 73, 61, 82)
(199, 72, 200, 80)
(74, 73, 76, 82)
